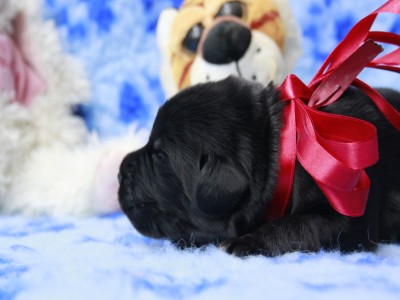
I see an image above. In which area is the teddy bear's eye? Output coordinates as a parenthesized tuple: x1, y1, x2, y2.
(182, 23, 204, 53)
(216, 1, 245, 18)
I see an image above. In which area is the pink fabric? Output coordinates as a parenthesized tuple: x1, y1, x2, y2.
(0, 28, 46, 106)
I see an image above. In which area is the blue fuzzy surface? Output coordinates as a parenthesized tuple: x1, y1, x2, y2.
(0, 213, 400, 299)
(1, 0, 400, 299)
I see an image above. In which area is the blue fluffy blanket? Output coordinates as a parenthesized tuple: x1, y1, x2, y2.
(1, 0, 400, 298)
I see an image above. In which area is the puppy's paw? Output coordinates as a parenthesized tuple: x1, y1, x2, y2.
(219, 236, 264, 257)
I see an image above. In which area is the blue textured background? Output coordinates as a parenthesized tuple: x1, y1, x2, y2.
(1, 0, 399, 299)
(44, 0, 183, 137)
(43, 0, 400, 137)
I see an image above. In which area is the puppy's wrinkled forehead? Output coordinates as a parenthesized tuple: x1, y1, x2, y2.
(150, 77, 257, 161)
(151, 78, 256, 147)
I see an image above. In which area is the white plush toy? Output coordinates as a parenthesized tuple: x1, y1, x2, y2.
(0, 0, 146, 216)
(157, 0, 302, 98)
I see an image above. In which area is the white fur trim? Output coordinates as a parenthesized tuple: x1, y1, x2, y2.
(3, 132, 148, 217)
(274, 0, 303, 73)
(0, 0, 137, 216)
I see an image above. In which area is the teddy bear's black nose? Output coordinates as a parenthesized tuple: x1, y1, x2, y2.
(202, 21, 251, 64)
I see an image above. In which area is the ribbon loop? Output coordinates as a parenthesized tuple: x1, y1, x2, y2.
(279, 74, 311, 102)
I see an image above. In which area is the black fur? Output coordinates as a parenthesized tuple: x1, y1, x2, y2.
(118, 76, 400, 256)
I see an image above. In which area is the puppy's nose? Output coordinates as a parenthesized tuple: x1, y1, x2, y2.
(118, 172, 124, 184)
(202, 21, 251, 64)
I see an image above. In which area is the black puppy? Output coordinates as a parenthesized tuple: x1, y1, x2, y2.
(118, 76, 400, 256)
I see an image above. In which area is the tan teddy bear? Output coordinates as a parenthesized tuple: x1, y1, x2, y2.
(157, 0, 302, 97)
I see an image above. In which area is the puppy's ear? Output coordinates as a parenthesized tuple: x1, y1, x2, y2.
(195, 156, 248, 217)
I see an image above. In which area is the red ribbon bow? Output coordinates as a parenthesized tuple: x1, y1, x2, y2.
(266, 0, 400, 219)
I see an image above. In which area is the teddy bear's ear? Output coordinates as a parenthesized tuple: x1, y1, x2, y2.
(273, 0, 302, 74)
(156, 9, 177, 55)
(157, 9, 178, 98)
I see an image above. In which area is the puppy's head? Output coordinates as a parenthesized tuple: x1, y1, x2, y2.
(118, 77, 281, 246)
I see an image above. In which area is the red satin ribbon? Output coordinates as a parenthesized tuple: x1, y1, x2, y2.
(266, 0, 400, 219)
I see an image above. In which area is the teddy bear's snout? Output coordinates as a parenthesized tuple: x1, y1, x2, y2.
(202, 20, 251, 65)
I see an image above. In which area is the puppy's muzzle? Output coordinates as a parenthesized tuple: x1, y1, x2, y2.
(201, 19, 251, 65)
(118, 172, 124, 185)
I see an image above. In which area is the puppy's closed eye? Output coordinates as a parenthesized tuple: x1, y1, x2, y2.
(199, 154, 210, 170)
(152, 149, 166, 160)
(151, 138, 167, 160)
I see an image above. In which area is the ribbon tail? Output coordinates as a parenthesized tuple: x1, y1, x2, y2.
(353, 79, 400, 132)
(266, 102, 296, 219)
